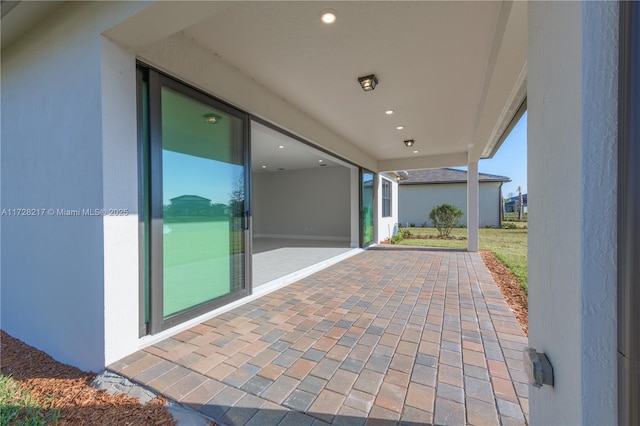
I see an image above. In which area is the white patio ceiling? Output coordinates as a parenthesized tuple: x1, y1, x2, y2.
(3, 1, 527, 173)
(181, 1, 526, 170)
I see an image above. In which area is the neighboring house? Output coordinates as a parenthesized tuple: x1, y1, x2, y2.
(398, 168, 510, 228)
(504, 193, 528, 213)
(166, 195, 215, 218)
(1, 2, 632, 424)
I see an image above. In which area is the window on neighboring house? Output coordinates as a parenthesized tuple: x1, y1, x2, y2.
(382, 179, 392, 217)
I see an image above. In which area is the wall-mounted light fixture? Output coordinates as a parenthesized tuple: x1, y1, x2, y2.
(524, 347, 554, 388)
(404, 139, 415, 147)
(395, 170, 409, 182)
(357, 74, 378, 92)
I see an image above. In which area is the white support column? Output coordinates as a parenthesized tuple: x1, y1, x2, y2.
(467, 161, 479, 252)
(528, 2, 618, 424)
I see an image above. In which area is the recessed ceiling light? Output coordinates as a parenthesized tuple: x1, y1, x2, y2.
(413, 150, 419, 154)
(320, 9, 337, 24)
(385, 110, 394, 115)
(278, 145, 284, 149)
(396, 126, 404, 130)
(203, 113, 222, 124)
(318, 159, 324, 163)
(261, 165, 267, 169)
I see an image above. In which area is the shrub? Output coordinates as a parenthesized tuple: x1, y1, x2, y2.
(390, 229, 412, 244)
(409, 223, 416, 228)
(502, 222, 518, 229)
(390, 233, 404, 244)
(429, 204, 464, 237)
(421, 222, 428, 228)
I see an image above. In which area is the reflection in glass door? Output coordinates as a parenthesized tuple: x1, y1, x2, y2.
(140, 67, 250, 333)
(361, 170, 375, 246)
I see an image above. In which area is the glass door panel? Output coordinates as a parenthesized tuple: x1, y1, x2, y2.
(160, 86, 246, 318)
(140, 67, 250, 334)
(361, 170, 375, 246)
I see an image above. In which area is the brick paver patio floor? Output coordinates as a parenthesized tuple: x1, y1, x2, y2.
(109, 248, 529, 425)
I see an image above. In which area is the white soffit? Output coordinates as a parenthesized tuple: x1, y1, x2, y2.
(182, 1, 511, 165)
(1, 1, 64, 49)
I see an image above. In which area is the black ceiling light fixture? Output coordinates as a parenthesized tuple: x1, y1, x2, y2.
(357, 74, 378, 92)
(404, 139, 415, 147)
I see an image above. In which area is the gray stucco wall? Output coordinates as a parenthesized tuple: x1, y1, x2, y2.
(253, 166, 351, 240)
(398, 182, 502, 228)
(1, 2, 146, 371)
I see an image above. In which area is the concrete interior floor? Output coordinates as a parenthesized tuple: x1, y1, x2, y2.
(252, 237, 355, 287)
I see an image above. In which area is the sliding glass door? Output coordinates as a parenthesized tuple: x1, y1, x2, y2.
(361, 170, 375, 247)
(139, 66, 250, 333)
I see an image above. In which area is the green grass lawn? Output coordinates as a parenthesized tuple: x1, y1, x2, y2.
(398, 227, 528, 293)
(0, 374, 59, 426)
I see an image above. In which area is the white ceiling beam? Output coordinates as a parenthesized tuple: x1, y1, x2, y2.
(378, 152, 468, 173)
(102, 2, 235, 51)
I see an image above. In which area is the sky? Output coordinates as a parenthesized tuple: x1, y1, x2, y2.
(478, 111, 527, 198)
(163, 150, 242, 206)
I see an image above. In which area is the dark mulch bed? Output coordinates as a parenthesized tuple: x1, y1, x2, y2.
(0, 330, 177, 425)
(480, 251, 529, 335)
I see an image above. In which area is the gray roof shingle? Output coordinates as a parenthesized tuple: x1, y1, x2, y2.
(399, 168, 510, 184)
